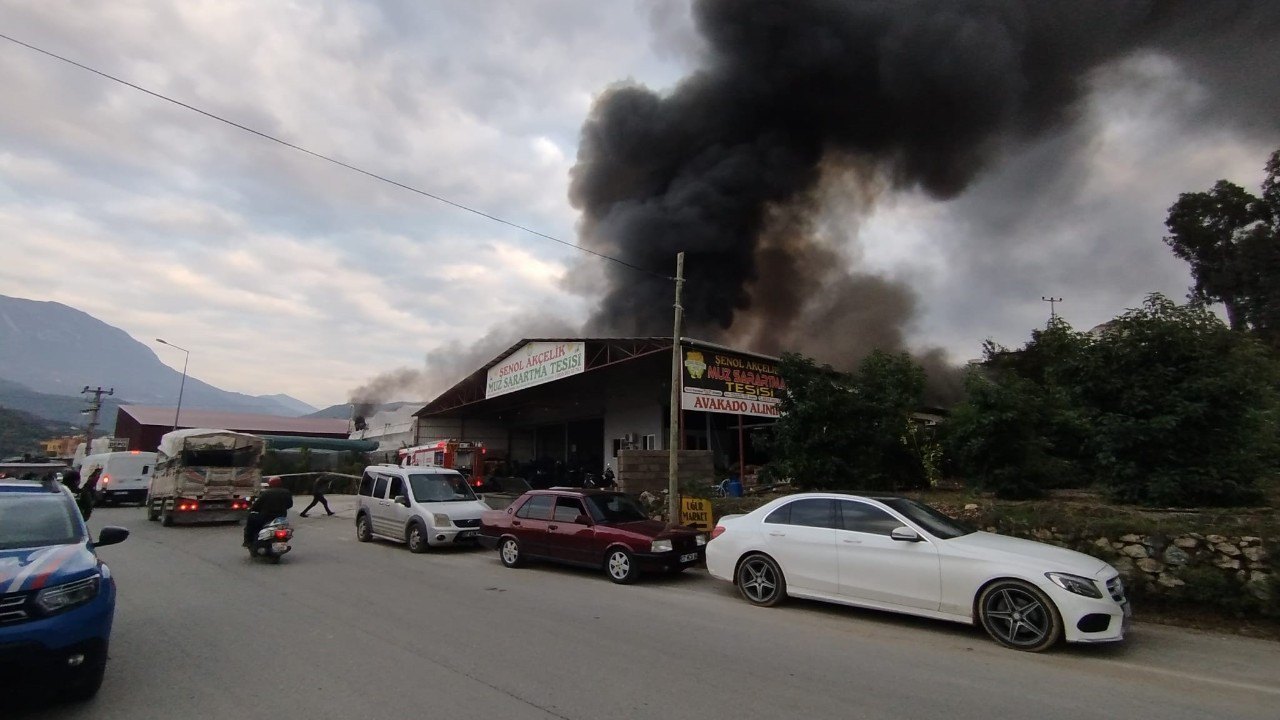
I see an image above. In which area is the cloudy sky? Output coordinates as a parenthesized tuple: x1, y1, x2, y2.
(1, 1, 1275, 408)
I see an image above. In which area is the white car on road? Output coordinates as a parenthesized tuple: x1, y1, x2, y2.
(706, 493, 1129, 651)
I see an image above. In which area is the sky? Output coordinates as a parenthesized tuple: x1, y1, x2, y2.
(1, 1, 1275, 409)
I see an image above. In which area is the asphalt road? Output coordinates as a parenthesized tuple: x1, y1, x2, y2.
(15, 497, 1280, 720)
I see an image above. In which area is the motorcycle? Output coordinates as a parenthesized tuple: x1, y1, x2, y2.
(248, 515, 294, 563)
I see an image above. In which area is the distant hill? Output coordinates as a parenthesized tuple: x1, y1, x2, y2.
(0, 405, 66, 459)
(256, 394, 318, 416)
(307, 401, 420, 419)
(0, 378, 121, 432)
(0, 295, 315, 419)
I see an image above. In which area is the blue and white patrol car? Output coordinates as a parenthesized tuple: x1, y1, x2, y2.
(0, 474, 129, 701)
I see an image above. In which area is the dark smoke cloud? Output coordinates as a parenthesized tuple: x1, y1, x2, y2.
(568, 0, 1279, 388)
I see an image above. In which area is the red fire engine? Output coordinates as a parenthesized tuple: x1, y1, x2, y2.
(398, 440, 487, 488)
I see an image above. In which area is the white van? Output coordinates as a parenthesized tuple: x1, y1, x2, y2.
(77, 451, 157, 506)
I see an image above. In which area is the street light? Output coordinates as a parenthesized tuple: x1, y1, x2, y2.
(156, 339, 189, 432)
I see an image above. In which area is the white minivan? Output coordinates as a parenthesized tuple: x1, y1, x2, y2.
(354, 464, 491, 552)
(78, 450, 157, 506)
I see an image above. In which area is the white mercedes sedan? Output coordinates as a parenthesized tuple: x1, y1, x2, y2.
(705, 493, 1130, 652)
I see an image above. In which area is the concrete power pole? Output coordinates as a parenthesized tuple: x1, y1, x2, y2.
(81, 386, 114, 449)
(667, 252, 685, 526)
(1041, 296, 1063, 328)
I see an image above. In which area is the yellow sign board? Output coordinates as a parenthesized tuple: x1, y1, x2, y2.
(680, 497, 714, 532)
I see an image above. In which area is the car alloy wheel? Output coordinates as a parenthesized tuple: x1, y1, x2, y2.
(978, 580, 1063, 652)
(407, 524, 428, 553)
(736, 554, 786, 607)
(606, 549, 638, 584)
(356, 515, 372, 542)
(500, 538, 523, 568)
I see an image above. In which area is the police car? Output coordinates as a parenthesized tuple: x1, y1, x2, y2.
(0, 474, 129, 701)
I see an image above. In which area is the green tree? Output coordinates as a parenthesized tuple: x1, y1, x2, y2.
(767, 350, 927, 491)
(1164, 148, 1280, 344)
(1075, 294, 1279, 506)
(943, 322, 1092, 499)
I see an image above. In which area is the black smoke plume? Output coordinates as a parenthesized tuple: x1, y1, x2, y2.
(569, 0, 1279, 390)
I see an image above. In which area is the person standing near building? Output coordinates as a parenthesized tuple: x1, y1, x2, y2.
(300, 475, 335, 517)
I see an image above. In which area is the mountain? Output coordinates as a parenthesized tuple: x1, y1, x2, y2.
(0, 295, 312, 418)
(307, 401, 420, 419)
(0, 405, 66, 459)
(256, 394, 317, 416)
(0, 378, 121, 432)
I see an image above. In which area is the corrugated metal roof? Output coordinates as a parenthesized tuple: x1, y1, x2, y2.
(118, 405, 350, 436)
(414, 336, 782, 417)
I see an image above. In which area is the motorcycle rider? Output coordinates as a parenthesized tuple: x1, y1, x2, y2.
(243, 476, 294, 547)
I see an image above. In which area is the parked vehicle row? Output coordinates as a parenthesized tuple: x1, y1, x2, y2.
(351, 462, 1130, 652)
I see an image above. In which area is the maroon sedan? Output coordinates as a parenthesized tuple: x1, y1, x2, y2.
(478, 489, 707, 584)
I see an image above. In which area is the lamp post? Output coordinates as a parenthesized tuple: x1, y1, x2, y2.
(156, 339, 189, 432)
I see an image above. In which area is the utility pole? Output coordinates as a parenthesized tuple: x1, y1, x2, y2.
(1041, 296, 1063, 328)
(81, 386, 114, 450)
(667, 252, 685, 527)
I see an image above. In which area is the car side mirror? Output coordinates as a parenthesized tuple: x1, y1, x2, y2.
(890, 526, 922, 542)
(395, 495, 410, 507)
(574, 514, 593, 526)
(96, 526, 130, 547)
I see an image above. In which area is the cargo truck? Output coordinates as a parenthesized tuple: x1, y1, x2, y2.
(146, 429, 263, 526)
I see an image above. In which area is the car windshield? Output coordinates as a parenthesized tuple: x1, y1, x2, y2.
(584, 493, 649, 523)
(0, 492, 83, 549)
(407, 473, 477, 503)
(880, 498, 974, 540)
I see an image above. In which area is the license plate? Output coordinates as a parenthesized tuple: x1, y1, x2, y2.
(271, 542, 289, 553)
(458, 530, 477, 539)
(680, 552, 699, 563)
(112, 490, 128, 495)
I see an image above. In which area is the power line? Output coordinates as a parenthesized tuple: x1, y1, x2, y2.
(0, 32, 671, 281)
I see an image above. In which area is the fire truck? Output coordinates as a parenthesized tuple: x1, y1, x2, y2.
(398, 440, 487, 488)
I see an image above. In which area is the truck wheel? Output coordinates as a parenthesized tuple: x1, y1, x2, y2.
(147, 498, 162, 522)
(356, 514, 373, 542)
(161, 501, 175, 527)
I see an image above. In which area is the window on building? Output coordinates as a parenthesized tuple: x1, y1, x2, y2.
(643, 434, 657, 450)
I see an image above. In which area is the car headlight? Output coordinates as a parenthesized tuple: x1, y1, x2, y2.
(650, 539, 673, 553)
(34, 574, 101, 615)
(432, 513, 451, 527)
(695, 534, 707, 546)
(1045, 572, 1103, 599)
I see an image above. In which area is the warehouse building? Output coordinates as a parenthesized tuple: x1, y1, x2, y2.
(412, 337, 782, 490)
(113, 405, 352, 453)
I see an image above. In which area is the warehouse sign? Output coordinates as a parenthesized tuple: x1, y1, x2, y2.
(680, 347, 784, 418)
(486, 341, 585, 398)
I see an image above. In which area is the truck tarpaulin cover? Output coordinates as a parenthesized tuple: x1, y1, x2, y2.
(157, 428, 265, 461)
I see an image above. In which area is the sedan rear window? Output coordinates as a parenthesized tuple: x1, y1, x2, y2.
(766, 498, 836, 529)
(0, 494, 82, 549)
(516, 495, 555, 520)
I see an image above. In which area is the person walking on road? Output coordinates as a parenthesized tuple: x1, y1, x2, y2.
(300, 476, 335, 517)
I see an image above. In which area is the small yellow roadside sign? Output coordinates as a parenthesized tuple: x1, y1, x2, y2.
(680, 496, 714, 531)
